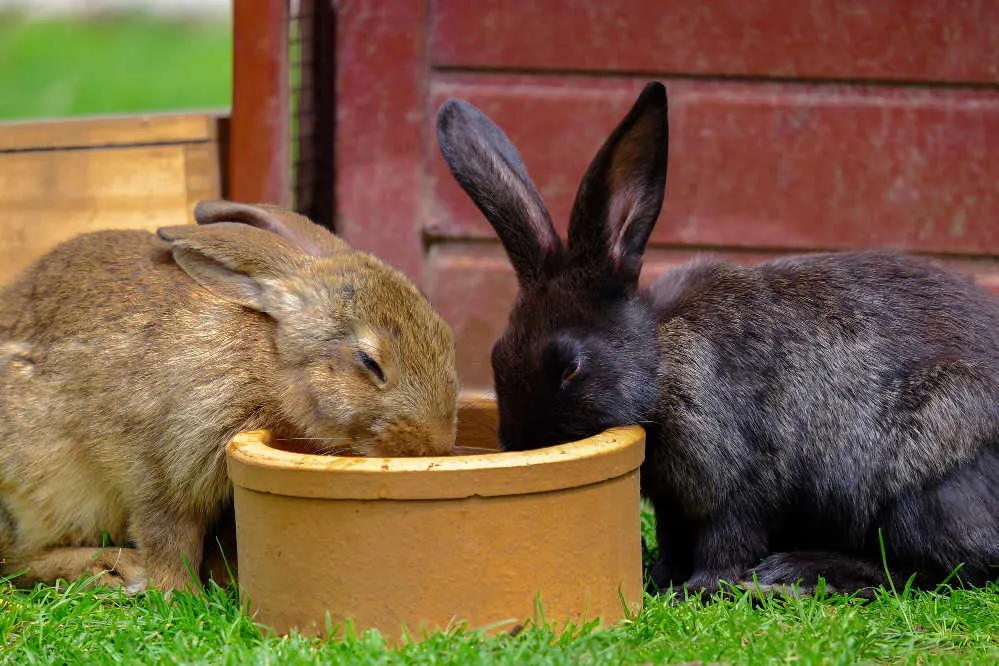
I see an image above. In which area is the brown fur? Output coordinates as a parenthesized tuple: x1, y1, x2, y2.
(0, 201, 457, 592)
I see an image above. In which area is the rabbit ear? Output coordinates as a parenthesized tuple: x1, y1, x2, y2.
(437, 99, 563, 286)
(192, 199, 347, 257)
(567, 82, 668, 288)
(157, 222, 302, 312)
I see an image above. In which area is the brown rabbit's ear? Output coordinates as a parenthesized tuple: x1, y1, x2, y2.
(437, 99, 563, 286)
(158, 222, 301, 312)
(567, 82, 668, 288)
(192, 199, 348, 257)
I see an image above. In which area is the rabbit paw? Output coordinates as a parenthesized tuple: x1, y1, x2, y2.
(743, 551, 888, 599)
(8, 546, 149, 592)
(79, 547, 149, 592)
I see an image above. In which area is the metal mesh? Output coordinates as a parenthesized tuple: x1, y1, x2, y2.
(290, 0, 336, 231)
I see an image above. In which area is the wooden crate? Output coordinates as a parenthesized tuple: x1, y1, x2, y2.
(0, 113, 224, 287)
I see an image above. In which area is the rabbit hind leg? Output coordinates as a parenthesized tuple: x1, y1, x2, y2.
(879, 448, 999, 589)
(741, 550, 891, 599)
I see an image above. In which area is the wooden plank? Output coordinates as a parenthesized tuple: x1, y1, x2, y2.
(426, 75, 999, 256)
(0, 113, 218, 152)
(424, 244, 517, 390)
(0, 144, 219, 287)
(426, 242, 999, 391)
(335, 0, 430, 282)
(431, 0, 999, 84)
(230, 0, 291, 207)
(184, 142, 223, 212)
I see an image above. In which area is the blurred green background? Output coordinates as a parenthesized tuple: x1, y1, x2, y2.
(0, 12, 232, 121)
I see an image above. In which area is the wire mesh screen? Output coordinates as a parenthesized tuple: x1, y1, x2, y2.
(290, 0, 336, 231)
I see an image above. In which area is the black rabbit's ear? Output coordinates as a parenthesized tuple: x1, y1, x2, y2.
(567, 82, 668, 288)
(437, 99, 563, 286)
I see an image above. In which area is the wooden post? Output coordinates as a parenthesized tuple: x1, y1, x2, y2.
(230, 0, 290, 207)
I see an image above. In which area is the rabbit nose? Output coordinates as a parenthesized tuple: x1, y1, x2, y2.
(423, 419, 458, 456)
(374, 418, 455, 457)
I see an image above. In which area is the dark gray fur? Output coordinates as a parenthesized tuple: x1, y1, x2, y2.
(436, 82, 999, 596)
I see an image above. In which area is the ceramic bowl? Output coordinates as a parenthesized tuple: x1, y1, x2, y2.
(225, 396, 645, 639)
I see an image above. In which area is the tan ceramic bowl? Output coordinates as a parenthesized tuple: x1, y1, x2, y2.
(225, 396, 645, 639)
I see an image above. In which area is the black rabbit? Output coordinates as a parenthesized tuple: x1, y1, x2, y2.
(436, 81, 999, 597)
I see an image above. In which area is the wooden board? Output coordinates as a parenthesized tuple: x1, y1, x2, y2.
(0, 113, 218, 152)
(0, 113, 223, 287)
(431, 0, 999, 84)
(230, 0, 290, 208)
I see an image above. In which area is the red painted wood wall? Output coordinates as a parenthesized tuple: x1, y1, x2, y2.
(230, 0, 290, 208)
(267, 0, 999, 392)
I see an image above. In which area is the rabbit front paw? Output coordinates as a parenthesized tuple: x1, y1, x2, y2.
(85, 548, 149, 592)
(5, 546, 147, 591)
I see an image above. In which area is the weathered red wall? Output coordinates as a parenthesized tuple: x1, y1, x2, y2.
(328, 0, 999, 390)
(230, 0, 290, 208)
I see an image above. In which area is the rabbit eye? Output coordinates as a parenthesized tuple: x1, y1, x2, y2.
(543, 339, 583, 391)
(357, 350, 386, 384)
(560, 358, 581, 389)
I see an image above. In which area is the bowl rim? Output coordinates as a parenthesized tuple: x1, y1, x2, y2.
(226, 426, 646, 500)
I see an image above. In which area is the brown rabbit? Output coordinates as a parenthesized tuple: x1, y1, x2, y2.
(0, 200, 458, 593)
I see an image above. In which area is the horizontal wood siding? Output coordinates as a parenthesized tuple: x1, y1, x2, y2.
(431, 0, 999, 84)
(427, 76, 999, 255)
(334, 1, 999, 390)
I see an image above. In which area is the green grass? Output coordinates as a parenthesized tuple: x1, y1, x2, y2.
(3, 573, 999, 664)
(0, 13, 231, 120)
(2, 505, 998, 665)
